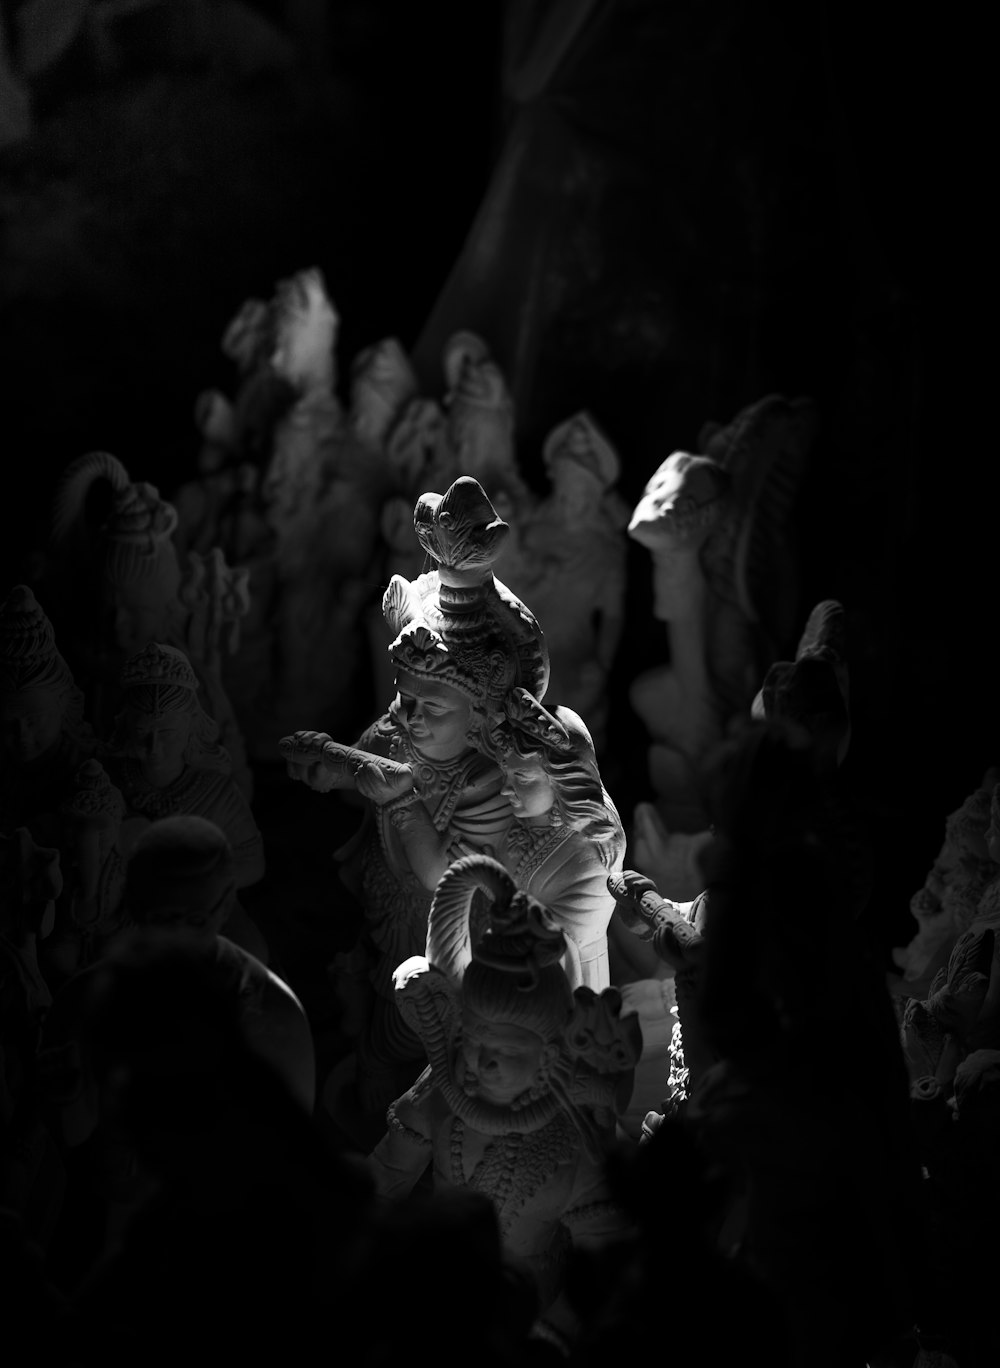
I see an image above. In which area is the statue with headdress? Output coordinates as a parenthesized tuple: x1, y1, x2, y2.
(280, 476, 548, 1130)
(103, 641, 268, 964)
(492, 686, 626, 991)
(493, 409, 629, 753)
(370, 852, 641, 1354)
(43, 450, 253, 800)
(0, 584, 98, 847)
(627, 393, 817, 893)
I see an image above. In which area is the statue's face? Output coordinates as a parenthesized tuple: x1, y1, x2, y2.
(628, 452, 726, 550)
(120, 705, 193, 769)
(459, 1006, 548, 1106)
(390, 671, 474, 761)
(500, 751, 554, 822)
(106, 582, 173, 659)
(552, 458, 601, 519)
(0, 690, 63, 764)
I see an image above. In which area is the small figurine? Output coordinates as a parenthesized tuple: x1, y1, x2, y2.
(441, 330, 531, 511)
(103, 641, 268, 963)
(492, 685, 626, 990)
(627, 394, 817, 843)
(52, 758, 141, 977)
(348, 335, 419, 452)
(1, 584, 98, 849)
(892, 769, 997, 994)
(495, 411, 629, 753)
(370, 852, 641, 1354)
(44, 450, 253, 799)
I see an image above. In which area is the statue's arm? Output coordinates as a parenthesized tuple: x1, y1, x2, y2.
(367, 1081, 434, 1199)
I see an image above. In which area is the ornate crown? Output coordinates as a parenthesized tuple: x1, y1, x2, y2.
(494, 687, 573, 757)
(119, 641, 199, 693)
(389, 623, 510, 707)
(63, 759, 126, 824)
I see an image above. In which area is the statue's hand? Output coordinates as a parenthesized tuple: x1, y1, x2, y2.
(351, 757, 415, 806)
(608, 868, 705, 970)
(607, 869, 667, 930)
(280, 730, 341, 792)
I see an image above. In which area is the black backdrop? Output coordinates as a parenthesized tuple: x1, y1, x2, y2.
(0, 0, 987, 962)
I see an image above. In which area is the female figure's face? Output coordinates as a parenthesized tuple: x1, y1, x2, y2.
(121, 704, 192, 782)
(0, 690, 64, 764)
(459, 1006, 549, 1106)
(390, 670, 473, 761)
(500, 751, 554, 824)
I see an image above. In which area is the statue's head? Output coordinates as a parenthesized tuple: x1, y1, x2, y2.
(628, 451, 729, 552)
(124, 814, 236, 940)
(394, 855, 640, 1144)
(50, 452, 182, 658)
(0, 585, 85, 763)
(109, 642, 220, 772)
(459, 956, 574, 1107)
(269, 266, 338, 395)
(543, 412, 619, 518)
(388, 623, 512, 762)
(493, 689, 626, 865)
(350, 336, 418, 444)
(449, 861, 573, 1108)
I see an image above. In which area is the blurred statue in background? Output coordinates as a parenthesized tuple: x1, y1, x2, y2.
(43, 450, 253, 799)
(627, 393, 817, 895)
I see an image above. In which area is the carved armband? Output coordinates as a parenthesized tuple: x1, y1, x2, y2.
(384, 788, 424, 828)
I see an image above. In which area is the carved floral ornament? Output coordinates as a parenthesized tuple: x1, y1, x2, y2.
(119, 641, 200, 694)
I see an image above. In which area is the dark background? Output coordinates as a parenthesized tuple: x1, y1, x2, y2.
(0, 0, 987, 963)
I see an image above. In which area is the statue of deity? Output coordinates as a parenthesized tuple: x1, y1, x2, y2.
(441, 330, 531, 512)
(281, 476, 548, 1130)
(496, 410, 628, 753)
(627, 394, 817, 845)
(43, 450, 253, 799)
(102, 641, 268, 963)
(370, 852, 641, 1355)
(491, 686, 626, 991)
(1, 584, 98, 849)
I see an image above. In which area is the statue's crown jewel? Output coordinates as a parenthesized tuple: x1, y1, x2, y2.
(119, 641, 198, 693)
(390, 623, 509, 706)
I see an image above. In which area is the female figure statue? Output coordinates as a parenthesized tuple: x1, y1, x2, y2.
(492, 686, 625, 991)
(103, 641, 267, 962)
(370, 852, 640, 1355)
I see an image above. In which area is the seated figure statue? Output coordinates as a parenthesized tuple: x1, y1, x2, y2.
(281, 476, 548, 1130)
(370, 852, 641, 1356)
(102, 641, 268, 964)
(492, 685, 625, 991)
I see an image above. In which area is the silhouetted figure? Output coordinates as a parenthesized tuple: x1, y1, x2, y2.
(52, 932, 373, 1368)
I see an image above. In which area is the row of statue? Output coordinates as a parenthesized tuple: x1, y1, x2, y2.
(1, 267, 992, 1365)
